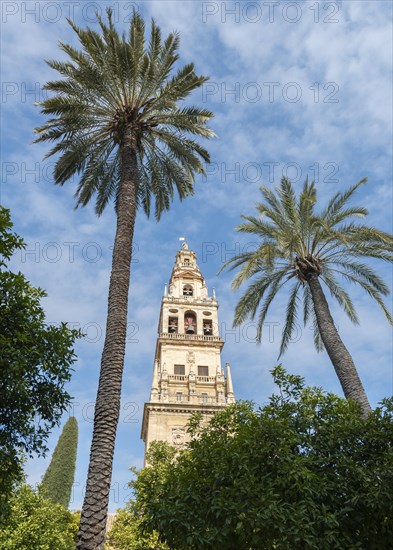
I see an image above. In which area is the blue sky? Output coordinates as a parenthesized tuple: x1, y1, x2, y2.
(1, 1, 392, 512)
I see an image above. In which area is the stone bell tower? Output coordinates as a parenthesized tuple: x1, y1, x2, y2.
(141, 240, 235, 460)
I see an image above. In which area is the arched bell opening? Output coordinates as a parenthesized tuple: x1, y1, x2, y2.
(184, 311, 197, 334)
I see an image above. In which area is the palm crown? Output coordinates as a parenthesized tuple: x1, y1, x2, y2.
(224, 177, 393, 356)
(34, 9, 215, 218)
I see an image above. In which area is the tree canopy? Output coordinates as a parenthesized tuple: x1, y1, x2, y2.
(0, 207, 80, 519)
(106, 502, 169, 550)
(0, 484, 78, 550)
(40, 416, 79, 508)
(129, 367, 393, 549)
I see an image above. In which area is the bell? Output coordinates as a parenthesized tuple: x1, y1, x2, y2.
(186, 324, 195, 334)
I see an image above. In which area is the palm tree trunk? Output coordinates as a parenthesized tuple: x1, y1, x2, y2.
(77, 131, 137, 549)
(306, 272, 371, 417)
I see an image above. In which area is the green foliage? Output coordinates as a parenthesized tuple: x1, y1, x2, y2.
(106, 442, 175, 549)
(132, 368, 393, 549)
(0, 209, 24, 265)
(106, 503, 169, 550)
(0, 207, 80, 519)
(222, 177, 393, 355)
(0, 484, 78, 550)
(34, 8, 215, 219)
(40, 417, 78, 507)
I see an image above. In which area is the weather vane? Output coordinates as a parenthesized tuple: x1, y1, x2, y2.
(179, 236, 188, 249)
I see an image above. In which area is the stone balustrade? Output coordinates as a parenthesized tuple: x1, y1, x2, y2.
(160, 332, 221, 342)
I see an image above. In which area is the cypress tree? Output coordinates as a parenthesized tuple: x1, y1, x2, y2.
(40, 416, 78, 508)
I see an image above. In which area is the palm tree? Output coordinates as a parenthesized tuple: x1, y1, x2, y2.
(35, 9, 214, 549)
(223, 177, 392, 417)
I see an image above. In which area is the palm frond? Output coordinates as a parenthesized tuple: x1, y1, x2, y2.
(254, 271, 291, 341)
(234, 268, 289, 330)
(299, 178, 317, 251)
(235, 215, 279, 240)
(219, 249, 257, 276)
(279, 281, 301, 357)
(331, 260, 391, 295)
(279, 177, 299, 227)
(233, 275, 275, 326)
(321, 178, 367, 224)
(320, 266, 359, 324)
(335, 271, 393, 325)
(230, 245, 281, 289)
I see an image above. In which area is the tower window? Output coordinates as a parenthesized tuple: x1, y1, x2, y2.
(198, 366, 209, 376)
(176, 392, 183, 402)
(201, 393, 208, 403)
(168, 317, 178, 333)
(184, 258, 190, 266)
(183, 285, 193, 296)
(174, 364, 185, 375)
(203, 319, 212, 335)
